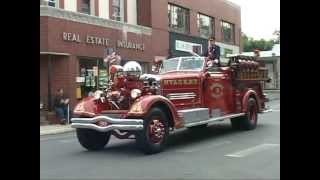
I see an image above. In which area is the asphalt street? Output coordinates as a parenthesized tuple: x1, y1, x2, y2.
(40, 99, 280, 180)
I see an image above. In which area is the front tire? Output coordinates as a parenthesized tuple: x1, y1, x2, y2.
(76, 129, 111, 151)
(135, 108, 169, 154)
(231, 98, 258, 130)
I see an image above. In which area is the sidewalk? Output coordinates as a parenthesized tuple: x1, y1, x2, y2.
(40, 124, 74, 136)
(264, 89, 280, 101)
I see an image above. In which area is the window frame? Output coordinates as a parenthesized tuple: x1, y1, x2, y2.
(221, 20, 235, 44)
(80, 0, 91, 15)
(197, 13, 215, 39)
(168, 3, 190, 34)
(48, 0, 59, 8)
(112, 0, 123, 21)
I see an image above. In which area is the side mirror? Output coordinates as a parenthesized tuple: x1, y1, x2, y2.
(152, 65, 157, 73)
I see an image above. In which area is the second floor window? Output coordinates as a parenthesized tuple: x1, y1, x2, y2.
(221, 21, 235, 44)
(80, 0, 91, 15)
(48, 0, 58, 8)
(168, 4, 190, 34)
(112, 0, 122, 21)
(197, 13, 214, 39)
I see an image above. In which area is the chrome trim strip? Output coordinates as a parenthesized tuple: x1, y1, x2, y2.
(168, 96, 195, 100)
(71, 116, 143, 125)
(167, 92, 196, 96)
(167, 92, 196, 100)
(178, 108, 208, 113)
(71, 123, 143, 132)
(184, 113, 245, 127)
(169, 94, 196, 97)
(70, 115, 144, 132)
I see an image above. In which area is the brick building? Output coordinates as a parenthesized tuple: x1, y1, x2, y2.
(40, 0, 241, 115)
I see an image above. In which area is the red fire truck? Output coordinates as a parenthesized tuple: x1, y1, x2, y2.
(71, 55, 269, 154)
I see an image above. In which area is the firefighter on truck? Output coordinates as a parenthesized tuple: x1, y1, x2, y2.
(71, 51, 270, 154)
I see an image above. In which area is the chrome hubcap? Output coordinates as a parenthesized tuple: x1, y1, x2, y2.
(149, 119, 165, 144)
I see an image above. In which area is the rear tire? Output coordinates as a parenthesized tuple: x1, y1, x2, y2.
(135, 108, 169, 154)
(231, 98, 258, 130)
(76, 129, 111, 151)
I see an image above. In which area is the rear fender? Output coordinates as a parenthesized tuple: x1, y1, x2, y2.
(127, 95, 182, 128)
(242, 89, 262, 113)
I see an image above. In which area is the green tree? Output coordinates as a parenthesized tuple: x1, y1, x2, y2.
(241, 33, 275, 52)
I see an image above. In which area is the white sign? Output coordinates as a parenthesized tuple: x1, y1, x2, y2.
(93, 66, 98, 76)
(76, 77, 85, 83)
(175, 40, 202, 53)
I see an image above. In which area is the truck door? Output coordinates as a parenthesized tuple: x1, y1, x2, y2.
(204, 68, 234, 116)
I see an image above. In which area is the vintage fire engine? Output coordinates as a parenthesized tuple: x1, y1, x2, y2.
(71, 55, 270, 154)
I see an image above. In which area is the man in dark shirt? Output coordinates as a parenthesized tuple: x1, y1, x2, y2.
(54, 88, 70, 124)
(203, 36, 221, 67)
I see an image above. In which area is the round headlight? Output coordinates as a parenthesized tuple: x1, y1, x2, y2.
(94, 90, 103, 100)
(131, 89, 142, 99)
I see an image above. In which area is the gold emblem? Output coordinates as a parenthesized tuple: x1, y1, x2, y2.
(163, 79, 198, 86)
(210, 83, 224, 98)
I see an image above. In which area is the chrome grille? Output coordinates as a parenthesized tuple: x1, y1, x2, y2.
(166, 92, 196, 100)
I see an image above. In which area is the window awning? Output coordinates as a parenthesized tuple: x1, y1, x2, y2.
(40, 52, 70, 56)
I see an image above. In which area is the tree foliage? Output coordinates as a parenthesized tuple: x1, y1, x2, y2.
(241, 31, 279, 52)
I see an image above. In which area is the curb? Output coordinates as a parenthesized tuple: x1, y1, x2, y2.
(40, 126, 75, 136)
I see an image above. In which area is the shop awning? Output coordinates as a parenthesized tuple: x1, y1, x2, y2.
(40, 52, 70, 56)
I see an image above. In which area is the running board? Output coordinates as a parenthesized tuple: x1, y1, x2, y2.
(184, 113, 245, 128)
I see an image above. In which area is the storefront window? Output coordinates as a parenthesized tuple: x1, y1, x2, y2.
(78, 58, 107, 98)
(221, 21, 235, 44)
(198, 13, 214, 39)
(168, 4, 190, 34)
(112, 0, 122, 21)
(80, 0, 91, 15)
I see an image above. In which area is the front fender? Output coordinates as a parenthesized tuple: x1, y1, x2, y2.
(127, 95, 182, 128)
(73, 96, 106, 117)
(242, 89, 262, 113)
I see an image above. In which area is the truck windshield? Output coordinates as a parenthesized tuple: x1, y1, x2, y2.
(160, 57, 205, 73)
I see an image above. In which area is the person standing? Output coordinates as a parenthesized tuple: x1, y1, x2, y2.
(104, 49, 122, 81)
(104, 50, 122, 66)
(203, 36, 221, 66)
(254, 49, 261, 59)
(53, 88, 70, 124)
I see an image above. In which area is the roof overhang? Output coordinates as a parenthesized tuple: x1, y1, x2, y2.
(40, 52, 70, 56)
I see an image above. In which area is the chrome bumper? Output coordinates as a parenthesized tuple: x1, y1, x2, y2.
(71, 115, 144, 132)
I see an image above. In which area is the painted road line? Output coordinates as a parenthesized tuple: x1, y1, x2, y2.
(175, 140, 232, 153)
(225, 143, 280, 158)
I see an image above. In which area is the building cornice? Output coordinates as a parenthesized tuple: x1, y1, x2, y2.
(40, 6, 152, 36)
